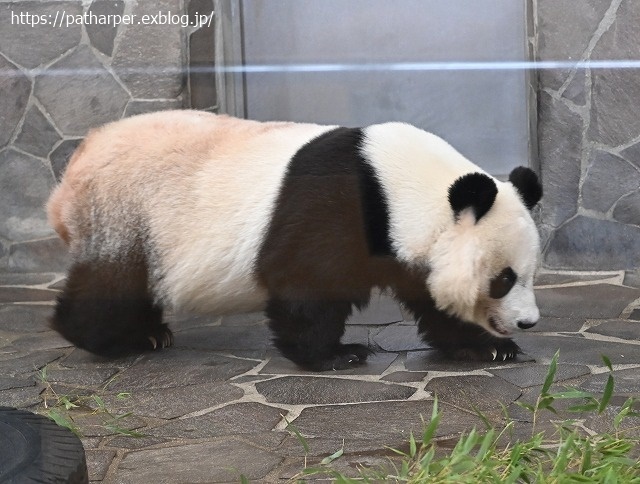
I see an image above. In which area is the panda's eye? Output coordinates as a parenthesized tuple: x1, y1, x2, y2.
(489, 267, 517, 299)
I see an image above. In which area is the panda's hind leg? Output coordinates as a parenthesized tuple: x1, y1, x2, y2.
(51, 259, 170, 356)
(266, 298, 372, 371)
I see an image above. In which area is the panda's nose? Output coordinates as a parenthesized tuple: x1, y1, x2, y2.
(517, 320, 537, 329)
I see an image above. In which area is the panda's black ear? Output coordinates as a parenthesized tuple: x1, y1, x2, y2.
(508, 166, 542, 210)
(448, 172, 498, 222)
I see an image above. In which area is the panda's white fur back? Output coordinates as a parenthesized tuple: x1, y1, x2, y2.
(49, 111, 335, 313)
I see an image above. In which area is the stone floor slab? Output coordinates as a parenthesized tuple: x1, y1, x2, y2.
(0, 349, 65, 376)
(85, 449, 116, 482)
(347, 293, 404, 325)
(42, 367, 118, 387)
(586, 319, 640, 340)
(535, 284, 640, 319)
(149, 402, 285, 439)
(172, 324, 273, 351)
(373, 323, 431, 351)
(114, 440, 283, 483)
(260, 351, 397, 376)
(102, 382, 244, 419)
(256, 376, 415, 405)
(0, 273, 57, 286)
(490, 363, 590, 388)
(11, 331, 73, 352)
(107, 351, 258, 391)
(528, 317, 586, 333)
(381, 371, 429, 383)
(534, 272, 622, 286)
(425, 374, 521, 415)
(292, 401, 483, 448)
(0, 287, 59, 303)
(580, 368, 640, 394)
(0, 304, 53, 333)
(517, 333, 640, 366)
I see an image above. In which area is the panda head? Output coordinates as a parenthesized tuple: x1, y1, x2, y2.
(427, 166, 543, 337)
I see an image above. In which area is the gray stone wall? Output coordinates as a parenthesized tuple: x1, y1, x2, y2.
(536, 0, 640, 273)
(0, 0, 186, 272)
(2, 0, 638, 274)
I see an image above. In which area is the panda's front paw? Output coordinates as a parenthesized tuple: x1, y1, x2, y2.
(448, 339, 521, 362)
(146, 324, 173, 351)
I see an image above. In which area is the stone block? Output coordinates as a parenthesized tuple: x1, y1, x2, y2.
(14, 105, 62, 158)
(490, 363, 590, 388)
(590, 0, 640, 62)
(373, 323, 430, 351)
(149, 402, 284, 439)
(0, 56, 31, 149)
(517, 333, 640, 366)
(586, 319, 640, 341)
(8, 237, 70, 273)
(347, 292, 404, 325)
(35, 45, 129, 136)
(112, 0, 184, 99)
(255, 376, 415, 405)
(189, 25, 216, 109)
(536, 0, 609, 63)
(0, 2, 82, 69)
(621, 141, 640, 168)
(582, 150, 640, 212)
(562, 69, 587, 105)
(613, 190, 640, 226)
(536, 283, 640, 319)
(0, 286, 58, 303)
(107, 351, 258, 391)
(50, 139, 82, 181)
(537, 92, 582, 226)
(101, 382, 243, 419)
(588, 68, 640, 146)
(545, 216, 640, 270)
(0, 150, 55, 241)
(425, 374, 521, 414)
(86, 0, 125, 56)
(123, 100, 182, 117)
(293, 400, 484, 447)
(114, 440, 282, 483)
(85, 450, 116, 482)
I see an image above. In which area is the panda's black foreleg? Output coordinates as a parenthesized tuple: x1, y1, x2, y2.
(266, 298, 372, 371)
(394, 288, 520, 362)
(51, 259, 170, 356)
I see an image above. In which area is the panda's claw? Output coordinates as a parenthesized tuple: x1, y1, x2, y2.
(148, 336, 157, 350)
(491, 348, 498, 361)
(502, 353, 507, 361)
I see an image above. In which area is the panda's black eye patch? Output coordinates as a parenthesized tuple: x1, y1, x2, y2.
(489, 267, 517, 299)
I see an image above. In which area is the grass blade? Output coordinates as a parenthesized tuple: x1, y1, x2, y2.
(599, 374, 615, 414)
(542, 350, 559, 395)
(320, 446, 344, 465)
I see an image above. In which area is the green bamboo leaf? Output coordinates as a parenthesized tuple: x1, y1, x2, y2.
(422, 400, 441, 445)
(542, 351, 559, 395)
(409, 432, 417, 457)
(601, 354, 613, 372)
(599, 374, 615, 413)
(320, 446, 344, 465)
(284, 416, 309, 454)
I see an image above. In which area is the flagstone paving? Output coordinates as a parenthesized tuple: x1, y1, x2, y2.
(0, 270, 639, 482)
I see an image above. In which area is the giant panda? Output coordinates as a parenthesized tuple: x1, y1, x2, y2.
(47, 110, 543, 371)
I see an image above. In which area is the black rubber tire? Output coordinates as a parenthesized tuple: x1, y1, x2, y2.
(0, 407, 88, 484)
